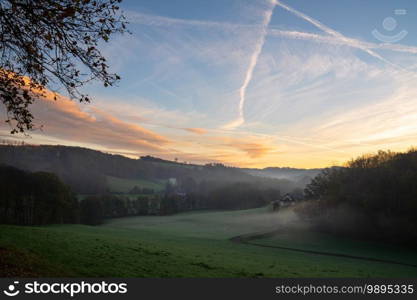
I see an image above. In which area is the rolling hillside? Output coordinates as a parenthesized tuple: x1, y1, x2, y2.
(0, 145, 312, 194)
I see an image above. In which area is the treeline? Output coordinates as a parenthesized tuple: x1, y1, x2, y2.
(80, 181, 284, 225)
(79, 193, 183, 225)
(177, 178, 283, 210)
(0, 162, 299, 226)
(0, 164, 183, 225)
(0, 146, 302, 226)
(82, 178, 285, 222)
(0, 165, 79, 225)
(129, 186, 155, 195)
(299, 149, 417, 246)
(0, 164, 179, 226)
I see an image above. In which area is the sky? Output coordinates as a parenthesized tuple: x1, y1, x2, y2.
(2, 0, 417, 168)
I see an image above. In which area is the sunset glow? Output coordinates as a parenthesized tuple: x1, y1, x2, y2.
(2, 0, 417, 168)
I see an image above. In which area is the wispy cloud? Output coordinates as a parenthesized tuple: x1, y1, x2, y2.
(233, 142, 274, 158)
(183, 128, 208, 135)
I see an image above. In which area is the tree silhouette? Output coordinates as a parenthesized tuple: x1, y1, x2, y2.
(301, 149, 417, 245)
(0, 0, 127, 133)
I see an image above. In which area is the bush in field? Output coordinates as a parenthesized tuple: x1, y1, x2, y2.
(80, 196, 103, 225)
(159, 194, 178, 215)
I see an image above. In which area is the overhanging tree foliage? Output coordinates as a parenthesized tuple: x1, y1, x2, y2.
(0, 0, 127, 133)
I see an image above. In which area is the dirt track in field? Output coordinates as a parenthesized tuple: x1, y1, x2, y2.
(230, 230, 417, 269)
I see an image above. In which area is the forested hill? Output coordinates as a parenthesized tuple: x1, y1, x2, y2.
(0, 145, 304, 194)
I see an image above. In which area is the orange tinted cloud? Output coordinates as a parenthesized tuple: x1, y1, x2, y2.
(204, 135, 275, 159)
(17, 93, 171, 153)
(183, 127, 208, 135)
(233, 142, 273, 158)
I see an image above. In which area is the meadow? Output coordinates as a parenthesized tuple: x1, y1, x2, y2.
(1, 207, 417, 277)
(106, 176, 165, 193)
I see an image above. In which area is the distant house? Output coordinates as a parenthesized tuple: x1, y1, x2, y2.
(280, 193, 295, 206)
(175, 192, 186, 197)
(271, 193, 296, 211)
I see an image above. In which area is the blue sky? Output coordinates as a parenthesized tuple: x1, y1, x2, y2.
(3, 0, 417, 168)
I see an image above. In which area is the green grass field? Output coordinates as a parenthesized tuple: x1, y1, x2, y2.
(250, 229, 417, 266)
(77, 193, 154, 201)
(1, 207, 417, 277)
(105, 176, 165, 193)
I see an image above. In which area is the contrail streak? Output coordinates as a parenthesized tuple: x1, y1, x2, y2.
(128, 10, 417, 56)
(223, 1, 276, 130)
(268, 29, 417, 55)
(274, 0, 341, 37)
(126, 11, 244, 31)
(274, 0, 398, 67)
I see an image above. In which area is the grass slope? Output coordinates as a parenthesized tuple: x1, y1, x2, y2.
(106, 176, 165, 193)
(1, 208, 417, 277)
(252, 230, 417, 266)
